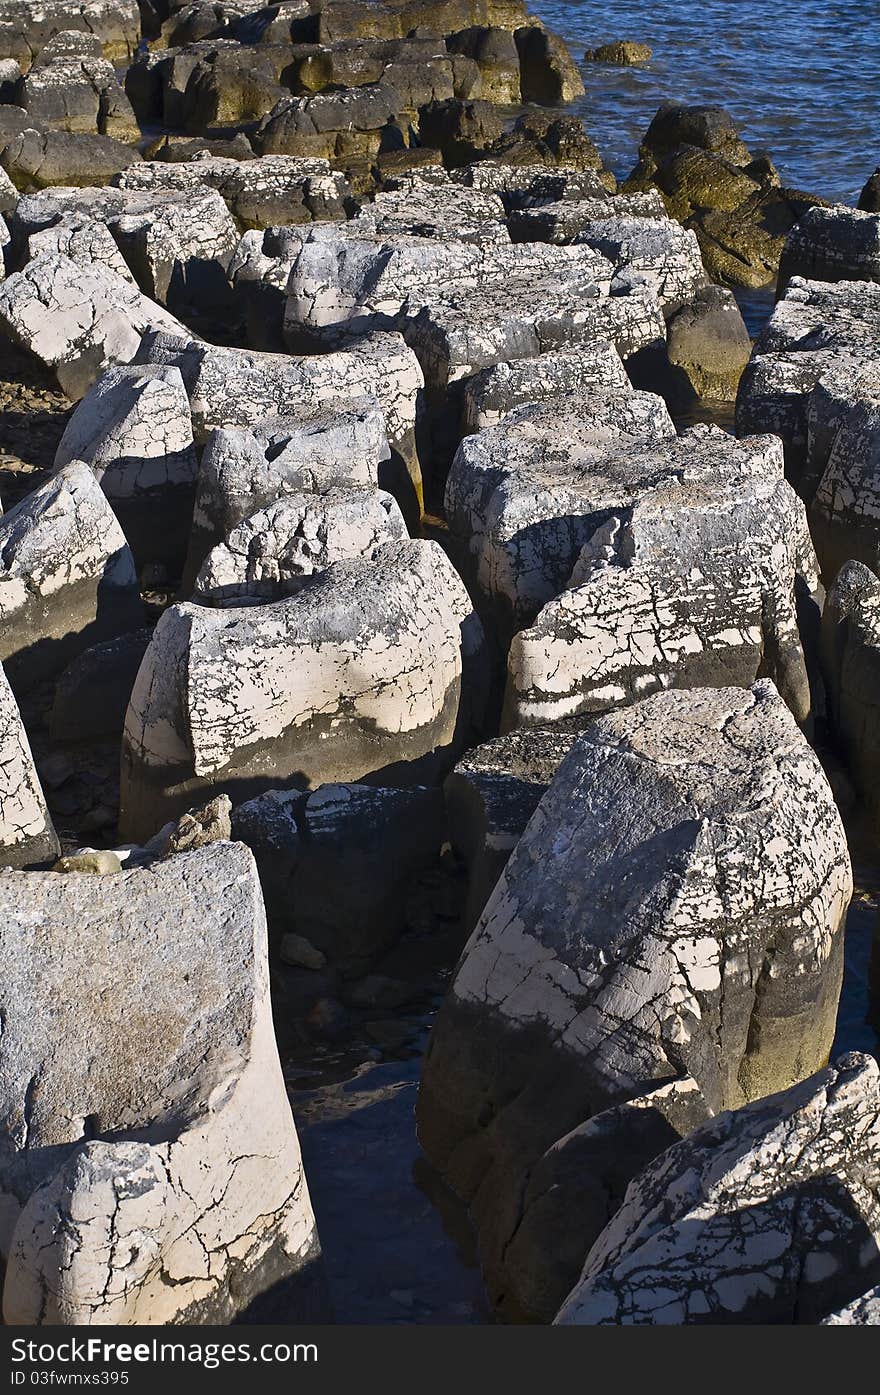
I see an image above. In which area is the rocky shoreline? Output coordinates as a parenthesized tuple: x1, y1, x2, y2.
(0, 0, 877, 1327)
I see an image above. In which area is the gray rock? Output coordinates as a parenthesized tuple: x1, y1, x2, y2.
(119, 540, 486, 841)
(0, 1, 140, 69)
(0, 662, 59, 869)
(810, 396, 880, 583)
(0, 841, 324, 1324)
(233, 781, 446, 970)
(54, 363, 198, 569)
(557, 1053, 880, 1325)
(280, 933, 327, 971)
(461, 340, 630, 431)
(351, 170, 508, 244)
(778, 204, 880, 293)
(572, 215, 706, 309)
(445, 391, 677, 634)
(0, 462, 143, 690)
(505, 429, 820, 728)
(114, 153, 351, 229)
(182, 401, 391, 587)
(53, 848, 123, 874)
(0, 254, 188, 400)
(665, 284, 752, 400)
(133, 329, 425, 519)
(151, 793, 233, 858)
(18, 54, 139, 141)
(444, 726, 577, 933)
(194, 488, 409, 605)
(27, 213, 137, 284)
(253, 83, 403, 161)
(0, 129, 140, 190)
(822, 1286, 880, 1324)
(506, 190, 665, 243)
(417, 681, 852, 1320)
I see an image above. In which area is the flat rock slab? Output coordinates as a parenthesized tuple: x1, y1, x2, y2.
(557, 1053, 880, 1325)
(505, 430, 820, 727)
(114, 154, 350, 229)
(417, 681, 852, 1319)
(119, 539, 486, 842)
(0, 841, 324, 1324)
(461, 340, 630, 431)
(779, 205, 880, 291)
(0, 662, 59, 868)
(0, 461, 143, 689)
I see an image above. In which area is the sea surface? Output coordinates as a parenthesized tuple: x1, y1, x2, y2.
(529, 0, 880, 204)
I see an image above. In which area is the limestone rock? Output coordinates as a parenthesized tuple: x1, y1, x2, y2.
(153, 794, 233, 858)
(194, 489, 409, 605)
(0, 462, 143, 689)
(233, 781, 446, 969)
(557, 1053, 880, 1325)
(507, 190, 665, 243)
(573, 215, 706, 308)
(417, 681, 852, 1320)
(504, 430, 821, 728)
(584, 41, 651, 65)
(134, 329, 425, 518)
(778, 205, 880, 293)
(0, 129, 140, 190)
(27, 213, 137, 285)
(810, 396, 880, 583)
(0, 254, 187, 400)
(54, 363, 198, 568)
(0, 1, 140, 69)
(119, 540, 486, 841)
(19, 54, 139, 141)
(114, 153, 351, 229)
(859, 168, 880, 213)
(0, 841, 324, 1324)
(445, 392, 677, 633)
(182, 401, 391, 586)
(253, 84, 404, 161)
(461, 340, 630, 431)
(664, 284, 752, 400)
(0, 663, 59, 869)
(513, 26, 584, 104)
(445, 726, 577, 933)
(49, 628, 152, 743)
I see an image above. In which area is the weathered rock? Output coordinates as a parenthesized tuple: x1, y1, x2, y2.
(13, 184, 240, 314)
(0, 841, 324, 1324)
(54, 363, 198, 568)
(0, 1, 140, 69)
(489, 111, 610, 177)
(0, 462, 143, 689)
(504, 431, 821, 728)
(637, 102, 752, 167)
(573, 215, 706, 308)
(351, 169, 508, 243)
(178, 43, 290, 132)
(33, 28, 104, 64)
(461, 339, 630, 431)
(584, 40, 651, 65)
(821, 561, 880, 830)
(27, 213, 138, 284)
(232, 781, 446, 970)
(692, 184, 827, 290)
(195, 488, 409, 604)
(778, 205, 880, 293)
(153, 793, 233, 857)
(254, 84, 405, 161)
(119, 539, 486, 840)
(417, 681, 852, 1320)
(49, 627, 152, 742)
(557, 1053, 880, 1325)
(182, 400, 392, 585)
(280, 933, 327, 971)
(417, 97, 504, 167)
(114, 153, 351, 228)
(664, 284, 752, 400)
(514, 26, 584, 104)
(453, 160, 609, 205)
(507, 190, 665, 243)
(18, 54, 140, 141)
(53, 848, 122, 874)
(445, 391, 677, 632)
(134, 329, 425, 518)
(445, 26, 520, 103)
(0, 254, 188, 400)
(809, 396, 880, 583)
(445, 726, 576, 933)
(0, 662, 59, 868)
(0, 128, 140, 190)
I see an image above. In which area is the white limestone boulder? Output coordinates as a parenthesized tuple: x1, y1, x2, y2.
(0, 254, 188, 400)
(556, 1053, 880, 1325)
(809, 396, 880, 582)
(27, 213, 137, 283)
(445, 391, 678, 633)
(182, 401, 391, 588)
(574, 215, 706, 308)
(0, 841, 325, 1324)
(0, 663, 59, 869)
(119, 539, 487, 842)
(507, 190, 665, 243)
(194, 489, 409, 605)
(0, 462, 143, 689)
(53, 363, 198, 568)
(778, 204, 880, 291)
(134, 328, 426, 519)
(461, 340, 630, 431)
(417, 681, 852, 1319)
(505, 434, 821, 727)
(350, 173, 508, 244)
(114, 154, 350, 228)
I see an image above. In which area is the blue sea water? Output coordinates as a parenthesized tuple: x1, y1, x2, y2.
(529, 0, 880, 204)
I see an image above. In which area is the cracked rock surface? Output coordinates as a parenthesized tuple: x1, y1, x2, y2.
(417, 681, 852, 1320)
(0, 841, 324, 1324)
